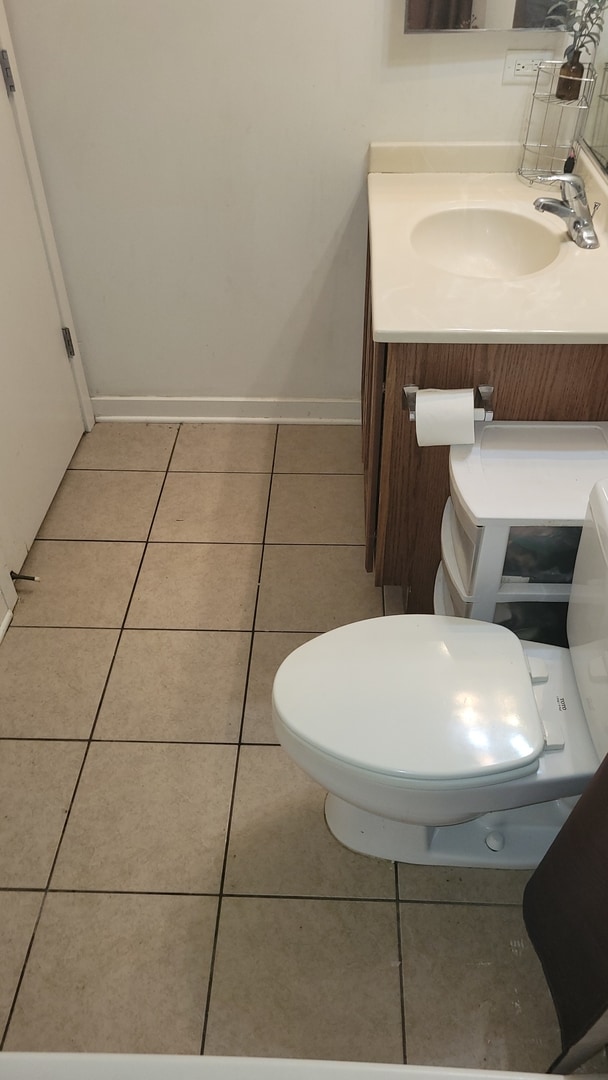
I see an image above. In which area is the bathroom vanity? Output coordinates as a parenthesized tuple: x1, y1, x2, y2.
(363, 159, 608, 613)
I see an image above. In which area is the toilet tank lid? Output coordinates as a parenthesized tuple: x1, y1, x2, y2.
(272, 616, 545, 782)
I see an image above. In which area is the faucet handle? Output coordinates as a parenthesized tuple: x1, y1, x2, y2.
(526, 172, 586, 199)
(558, 172, 586, 197)
(530, 171, 578, 183)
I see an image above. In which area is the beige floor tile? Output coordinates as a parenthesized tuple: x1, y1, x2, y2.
(384, 586, 405, 616)
(224, 746, 395, 898)
(0, 892, 43, 1036)
(266, 475, 364, 544)
(242, 631, 316, 743)
(151, 473, 270, 543)
(577, 1050, 608, 1075)
(400, 902, 560, 1071)
(398, 863, 530, 906)
(578, 1049, 608, 1074)
(256, 545, 383, 632)
(5, 892, 217, 1053)
(126, 543, 260, 630)
(51, 743, 236, 892)
(171, 424, 276, 472)
(275, 425, 362, 474)
(0, 628, 118, 739)
(70, 422, 178, 471)
(0, 742, 85, 888)
(12, 541, 143, 628)
(205, 896, 403, 1061)
(95, 630, 250, 742)
(38, 471, 164, 541)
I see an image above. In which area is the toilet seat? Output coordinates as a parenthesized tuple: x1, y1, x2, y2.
(273, 615, 546, 784)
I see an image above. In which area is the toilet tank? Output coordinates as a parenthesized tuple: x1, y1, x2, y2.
(568, 478, 608, 759)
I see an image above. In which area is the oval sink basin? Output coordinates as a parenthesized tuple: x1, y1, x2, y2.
(410, 207, 562, 280)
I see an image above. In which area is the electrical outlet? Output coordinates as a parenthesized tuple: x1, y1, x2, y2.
(503, 50, 554, 85)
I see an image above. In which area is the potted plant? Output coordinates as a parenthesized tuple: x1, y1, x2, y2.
(547, 0, 608, 99)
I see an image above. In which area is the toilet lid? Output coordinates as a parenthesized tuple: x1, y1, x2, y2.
(273, 615, 545, 781)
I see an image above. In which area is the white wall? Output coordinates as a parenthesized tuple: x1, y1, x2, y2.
(4, 0, 559, 419)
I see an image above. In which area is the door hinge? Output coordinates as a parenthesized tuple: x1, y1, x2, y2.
(1, 50, 15, 95)
(62, 326, 75, 358)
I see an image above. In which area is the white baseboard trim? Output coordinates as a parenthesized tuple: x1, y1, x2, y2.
(0, 607, 13, 645)
(92, 396, 361, 424)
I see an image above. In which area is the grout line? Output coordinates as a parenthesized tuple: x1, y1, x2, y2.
(68, 467, 176, 473)
(4, 626, 322, 634)
(0, 737, 90, 743)
(0, 737, 259, 745)
(216, 892, 401, 904)
(68, 467, 363, 476)
(19, 539, 368, 548)
(0, 425, 184, 1050)
(0, 887, 45, 893)
(0, 894, 48, 1048)
(1, 888, 222, 898)
(198, 427, 280, 1056)
(22, 538, 145, 545)
(394, 863, 408, 1063)
(37, 888, 399, 902)
(0, 882, 524, 908)
(146, 541, 367, 547)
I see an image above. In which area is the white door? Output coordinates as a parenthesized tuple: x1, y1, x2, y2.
(0, 572, 12, 636)
(0, 15, 90, 575)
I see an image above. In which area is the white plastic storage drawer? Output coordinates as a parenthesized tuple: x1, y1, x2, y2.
(448, 491, 582, 597)
(493, 599, 569, 647)
(441, 499, 495, 622)
(448, 420, 608, 599)
(501, 525, 581, 585)
(440, 560, 475, 619)
(440, 500, 571, 646)
(438, 555, 570, 647)
(448, 485, 481, 593)
(434, 564, 454, 616)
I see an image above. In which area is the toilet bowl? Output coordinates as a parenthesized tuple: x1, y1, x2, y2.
(272, 478, 608, 870)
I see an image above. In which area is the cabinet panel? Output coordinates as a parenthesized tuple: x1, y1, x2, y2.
(377, 347, 451, 595)
(367, 339, 608, 611)
(361, 253, 386, 573)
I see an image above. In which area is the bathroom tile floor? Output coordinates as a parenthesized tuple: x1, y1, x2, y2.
(0, 422, 602, 1068)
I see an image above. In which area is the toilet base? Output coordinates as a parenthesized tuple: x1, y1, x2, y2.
(324, 793, 576, 869)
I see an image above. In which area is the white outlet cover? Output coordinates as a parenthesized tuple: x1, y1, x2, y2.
(503, 50, 554, 85)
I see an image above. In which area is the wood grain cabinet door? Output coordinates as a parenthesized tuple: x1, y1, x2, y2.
(374, 342, 608, 612)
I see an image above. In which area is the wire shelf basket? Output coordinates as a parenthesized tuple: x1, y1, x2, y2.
(519, 60, 597, 183)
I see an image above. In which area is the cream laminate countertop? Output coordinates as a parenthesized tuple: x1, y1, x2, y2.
(368, 168, 608, 344)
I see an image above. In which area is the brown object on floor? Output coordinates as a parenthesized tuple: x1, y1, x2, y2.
(523, 752, 608, 1072)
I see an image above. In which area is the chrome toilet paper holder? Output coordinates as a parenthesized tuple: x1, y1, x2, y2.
(402, 384, 494, 423)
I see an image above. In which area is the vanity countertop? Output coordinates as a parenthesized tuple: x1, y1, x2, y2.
(368, 168, 608, 344)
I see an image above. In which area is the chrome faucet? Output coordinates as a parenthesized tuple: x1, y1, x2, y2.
(533, 173, 599, 249)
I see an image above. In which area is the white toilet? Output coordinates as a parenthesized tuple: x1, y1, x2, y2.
(272, 478, 608, 870)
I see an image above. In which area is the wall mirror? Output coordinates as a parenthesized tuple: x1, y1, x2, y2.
(404, 1, 566, 32)
(584, 33, 608, 171)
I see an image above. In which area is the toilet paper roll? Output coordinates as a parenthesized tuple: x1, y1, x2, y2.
(415, 388, 475, 447)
